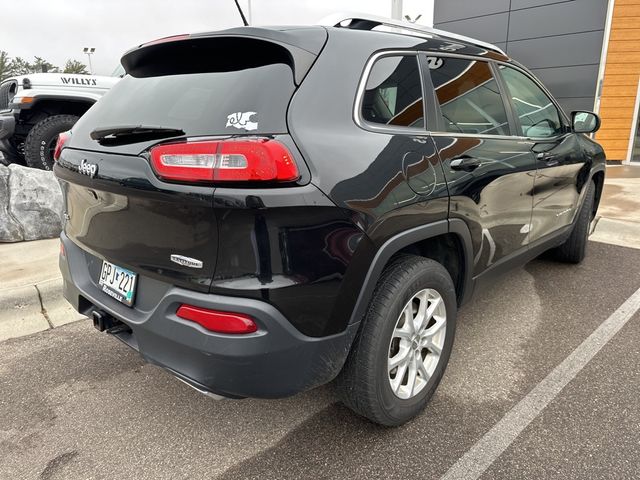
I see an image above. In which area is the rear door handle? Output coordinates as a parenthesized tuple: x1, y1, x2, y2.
(450, 157, 481, 172)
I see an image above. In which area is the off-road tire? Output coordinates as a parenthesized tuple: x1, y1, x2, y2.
(24, 115, 78, 170)
(554, 180, 596, 264)
(336, 255, 457, 426)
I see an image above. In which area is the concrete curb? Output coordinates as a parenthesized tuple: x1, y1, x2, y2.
(0, 277, 85, 342)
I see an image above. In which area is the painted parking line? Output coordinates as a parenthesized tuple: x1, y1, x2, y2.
(441, 285, 640, 480)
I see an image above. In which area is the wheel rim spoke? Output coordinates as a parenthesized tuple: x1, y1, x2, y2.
(406, 353, 418, 397)
(422, 338, 442, 356)
(416, 355, 431, 381)
(391, 361, 409, 393)
(388, 346, 411, 371)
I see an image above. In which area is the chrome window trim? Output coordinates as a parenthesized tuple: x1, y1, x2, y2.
(429, 131, 532, 142)
(353, 50, 431, 136)
(354, 50, 573, 144)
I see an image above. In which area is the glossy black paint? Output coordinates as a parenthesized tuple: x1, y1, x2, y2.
(57, 24, 606, 352)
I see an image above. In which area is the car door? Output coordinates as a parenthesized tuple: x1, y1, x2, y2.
(496, 64, 587, 242)
(418, 54, 536, 276)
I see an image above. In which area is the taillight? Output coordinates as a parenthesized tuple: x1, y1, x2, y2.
(176, 305, 258, 334)
(142, 34, 189, 47)
(149, 138, 299, 183)
(53, 131, 71, 161)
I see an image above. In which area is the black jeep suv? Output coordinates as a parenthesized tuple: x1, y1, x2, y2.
(55, 16, 605, 426)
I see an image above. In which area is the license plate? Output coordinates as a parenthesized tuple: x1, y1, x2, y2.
(98, 260, 137, 307)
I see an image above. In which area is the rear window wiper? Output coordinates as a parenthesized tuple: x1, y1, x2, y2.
(90, 125, 185, 145)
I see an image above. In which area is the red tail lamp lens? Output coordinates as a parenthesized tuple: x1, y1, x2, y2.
(142, 34, 190, 47)
(176, 305, 258, 334)
(149, 139, 299, 183)
(53, 131, 71, 161)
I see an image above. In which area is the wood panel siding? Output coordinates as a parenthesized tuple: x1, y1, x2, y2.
(596, 1, 640, 160)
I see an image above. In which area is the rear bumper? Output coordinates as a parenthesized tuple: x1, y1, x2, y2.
(59, 233, 359, 399)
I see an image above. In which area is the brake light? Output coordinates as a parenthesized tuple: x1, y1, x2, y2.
(142, 34, 189, 47)
(53, 131, 71, 161)
(176, 305, 258, 334)
(149, 139, 299, 183)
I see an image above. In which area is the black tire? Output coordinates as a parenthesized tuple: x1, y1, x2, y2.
(336, 255, 457, 426)
(554, 180, 596, 264)
(23, 115, 78, 170)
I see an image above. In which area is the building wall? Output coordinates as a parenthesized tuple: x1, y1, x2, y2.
(433, 0, 609, 115)
(595, 0, 640, 161)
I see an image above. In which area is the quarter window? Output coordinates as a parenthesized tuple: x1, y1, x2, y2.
(428, 57, 510, 136)
(361, 55, 425, 129)
(499, 66, 564, 138)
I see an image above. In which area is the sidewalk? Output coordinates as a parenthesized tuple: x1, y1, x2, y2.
(0, 238, 84, 341)
(0, 165, 638, 342)
(590, 165, 640, 249)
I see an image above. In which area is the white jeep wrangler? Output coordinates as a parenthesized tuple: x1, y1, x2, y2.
(0, 71, 120, 169)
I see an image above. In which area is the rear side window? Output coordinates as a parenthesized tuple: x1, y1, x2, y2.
(498, 65, 564, 138)
(428, 57, 510, 136)
(361, 55, 425, 129)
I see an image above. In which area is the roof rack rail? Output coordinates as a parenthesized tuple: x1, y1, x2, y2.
(317, 12, 506, 56)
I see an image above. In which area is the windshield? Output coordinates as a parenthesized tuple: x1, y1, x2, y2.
(111, 64, 126, 78)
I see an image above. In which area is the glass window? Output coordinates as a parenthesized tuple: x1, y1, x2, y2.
(362, 55, 424, 129)
(499, 66, 564, 138)
(428, 57, 510, 136)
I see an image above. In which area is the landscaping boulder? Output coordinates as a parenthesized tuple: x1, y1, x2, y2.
(0, 164, 64, 242)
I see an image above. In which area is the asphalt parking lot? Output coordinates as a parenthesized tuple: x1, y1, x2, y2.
(2, 240, 639, 479)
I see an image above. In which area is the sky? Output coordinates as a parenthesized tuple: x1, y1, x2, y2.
(0, 0, 434, 76)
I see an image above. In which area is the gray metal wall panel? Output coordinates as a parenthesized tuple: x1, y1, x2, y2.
(507, 31, 605, 68)
(508, 0, 608, 40)
(530, 65, 600, 98)
(556, 97, 596, 114)
(436, 13, 510, 44)
(434, 0, 509, 23)
(433, 0, 607, 116)
(511, 0, 571, 9)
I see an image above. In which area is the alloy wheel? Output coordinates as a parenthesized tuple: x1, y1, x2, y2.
(387, 288, 447, 399)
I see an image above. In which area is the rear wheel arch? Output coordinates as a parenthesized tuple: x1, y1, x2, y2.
(20, 97, 94, 123)
(590, 169, 605, 218)
(348, 219, 474, 327)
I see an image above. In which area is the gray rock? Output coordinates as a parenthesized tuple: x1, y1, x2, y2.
(1, 164, 64, 242)
(0, 165, 23, 242)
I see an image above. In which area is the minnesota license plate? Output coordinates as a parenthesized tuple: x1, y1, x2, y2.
(98, 260, 137, 307)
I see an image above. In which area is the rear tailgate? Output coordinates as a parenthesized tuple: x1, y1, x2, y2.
(56, 148, 217, 292)
(54, 28, 326, 294)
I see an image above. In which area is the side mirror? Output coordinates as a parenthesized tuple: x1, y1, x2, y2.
(572, 111, 601, 134)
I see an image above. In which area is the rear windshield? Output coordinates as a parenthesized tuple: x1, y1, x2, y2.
(75, 63, 295, 139)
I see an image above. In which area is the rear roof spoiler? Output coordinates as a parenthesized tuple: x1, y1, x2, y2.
(121, 27, 328, 85)
(318, 12, 506, 55)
